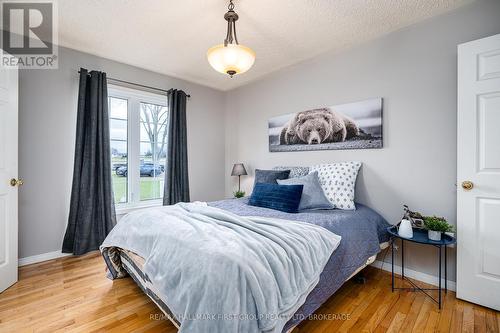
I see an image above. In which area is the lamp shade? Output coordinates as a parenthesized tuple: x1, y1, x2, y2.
(207, 44, 256, 76)
(231, 163, 248, 176)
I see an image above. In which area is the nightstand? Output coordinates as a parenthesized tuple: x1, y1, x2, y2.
(387, 226, 456, 309)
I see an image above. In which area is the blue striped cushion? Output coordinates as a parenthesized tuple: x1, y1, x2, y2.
(249, 183, 304, 213)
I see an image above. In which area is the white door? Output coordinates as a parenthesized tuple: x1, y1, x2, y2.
(0, 55, 19, 293)
(457, 34, 500, 311)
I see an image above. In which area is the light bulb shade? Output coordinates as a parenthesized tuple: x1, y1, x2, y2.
(207, 44, 255, 76)
(231, 163, 248, 176)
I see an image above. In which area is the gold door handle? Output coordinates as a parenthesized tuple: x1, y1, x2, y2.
(10, 178, 23, 187)
(461, 181, 473, 190)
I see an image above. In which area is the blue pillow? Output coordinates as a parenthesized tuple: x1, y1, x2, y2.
(277, 171, 333, 211)
(254, 169, 290, 186)
(249, 183, 303, 213)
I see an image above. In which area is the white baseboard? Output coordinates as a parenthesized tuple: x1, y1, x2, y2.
(371, 260, 456, 291)
(18, 250, 72, 267)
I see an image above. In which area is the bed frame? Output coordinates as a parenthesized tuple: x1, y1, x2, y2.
(118, 241, 389, 332)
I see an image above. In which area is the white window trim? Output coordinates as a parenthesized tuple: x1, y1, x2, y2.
(108, 84, 168, 213)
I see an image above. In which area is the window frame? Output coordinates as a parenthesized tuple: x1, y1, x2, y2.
(108, 84, 168, 213)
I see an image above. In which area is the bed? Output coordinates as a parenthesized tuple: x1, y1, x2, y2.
(101, 198, 390, 333)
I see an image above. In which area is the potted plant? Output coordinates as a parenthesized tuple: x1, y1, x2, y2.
(423, 216, 453, 241)
(234, 190, 245, 198)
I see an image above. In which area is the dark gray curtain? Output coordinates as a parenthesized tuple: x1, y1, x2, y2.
(62, 68, 116, 255)
(163, 89, 190, 205)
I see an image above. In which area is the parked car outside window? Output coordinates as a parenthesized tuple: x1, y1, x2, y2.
(116, 164, 164, 177)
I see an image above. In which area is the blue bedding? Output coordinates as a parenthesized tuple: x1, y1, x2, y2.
(209, 198, 390, 332)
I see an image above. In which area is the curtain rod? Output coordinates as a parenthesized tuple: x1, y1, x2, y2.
(77, 70, 191, 98)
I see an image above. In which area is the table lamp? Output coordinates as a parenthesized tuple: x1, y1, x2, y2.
(231, 163, 247, 193)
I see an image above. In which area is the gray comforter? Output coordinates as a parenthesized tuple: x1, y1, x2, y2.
(210, 198, 390, 332)
(100, 202, 342, 333)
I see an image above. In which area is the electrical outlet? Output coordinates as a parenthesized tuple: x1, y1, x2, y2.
(393, 244, 399, 251)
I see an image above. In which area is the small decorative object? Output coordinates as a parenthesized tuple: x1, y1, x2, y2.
(233, 190, 245, 198)
(403, 205, 425, 229)
(412, 218, 425, 229)
(428, 230, 441, 241)
(268, 98, 383, 152)
(398, 219, 414, 239)
(423, 216, 453, 241)
(207, 0, 256, 77)
(231, 163, 248, 198)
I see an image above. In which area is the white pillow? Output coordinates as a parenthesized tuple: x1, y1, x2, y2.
(309, 162, 362, 210)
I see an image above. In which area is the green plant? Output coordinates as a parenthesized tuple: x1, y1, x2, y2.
(423, 216, 454, 233)
(234, 190, 245, 198)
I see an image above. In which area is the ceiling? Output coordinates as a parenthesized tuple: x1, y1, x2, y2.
(57, 0, 472, 91)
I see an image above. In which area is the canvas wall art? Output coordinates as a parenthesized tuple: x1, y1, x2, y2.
(268, 98, 383, 152)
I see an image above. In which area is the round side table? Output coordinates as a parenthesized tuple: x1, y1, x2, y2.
(387, 225, 456, 309)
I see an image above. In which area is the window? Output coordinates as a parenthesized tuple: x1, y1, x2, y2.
(140, 102, 168, 200)
(109, 97, 128, 204)
(108, 85, 169, 209)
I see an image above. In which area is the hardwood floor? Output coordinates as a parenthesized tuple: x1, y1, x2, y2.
(0, 252, 498, 332)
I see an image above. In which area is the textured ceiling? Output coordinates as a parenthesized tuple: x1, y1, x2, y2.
(57, 0, 472, 91)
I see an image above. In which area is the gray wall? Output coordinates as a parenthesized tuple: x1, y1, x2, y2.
(224, 0, 500, 282)
(19, 47, 226, 258)
(17, 0, 500, 280)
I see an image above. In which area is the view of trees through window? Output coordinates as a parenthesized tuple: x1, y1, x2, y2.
(109, 97, 128, 204)
(108, 90, 169, 206)
(140, 102, 168, 201)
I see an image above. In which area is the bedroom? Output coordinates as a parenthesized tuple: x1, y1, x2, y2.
(0, 0, 500, 332)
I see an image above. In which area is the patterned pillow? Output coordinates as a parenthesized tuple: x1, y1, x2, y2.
(309, 162, 362, 210)
(272, 166, 309, 178)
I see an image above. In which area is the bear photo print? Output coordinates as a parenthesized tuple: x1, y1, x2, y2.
(268, 98, 383, 152)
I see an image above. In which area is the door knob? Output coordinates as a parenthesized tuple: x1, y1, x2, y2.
(10, 178, 23, 187)
(461, 181, 473, 190)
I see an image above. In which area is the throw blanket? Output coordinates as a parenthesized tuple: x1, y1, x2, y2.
(100, 202, 341, 333)
(210, 198, 390, 332)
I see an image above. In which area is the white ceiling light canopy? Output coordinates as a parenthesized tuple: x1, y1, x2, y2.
(207, 0, 255, 78)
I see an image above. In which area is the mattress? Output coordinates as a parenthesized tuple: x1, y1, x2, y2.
(120, 249, 181, 329)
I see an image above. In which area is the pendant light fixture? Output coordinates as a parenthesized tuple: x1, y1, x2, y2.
(207, 0, 255, 78)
